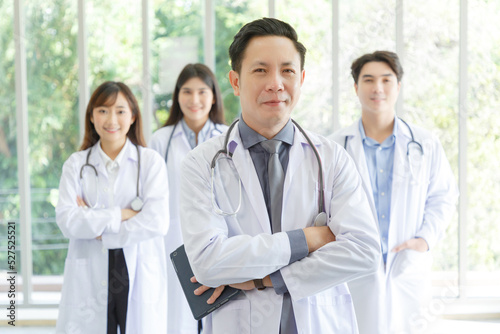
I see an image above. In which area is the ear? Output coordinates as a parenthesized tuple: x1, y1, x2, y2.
(131, 114, 136, 125)
(397, 81, 401, 93)
(229, 70, 240, 97)
(90, 113, 94, 124)
(300, 69, 305, 86)
(354, 83, 359, 95)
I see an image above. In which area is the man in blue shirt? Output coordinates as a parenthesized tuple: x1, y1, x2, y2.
(330, 51, 458, 333)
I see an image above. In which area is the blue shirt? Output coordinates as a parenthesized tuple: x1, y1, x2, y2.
(181, 118, 214, 149)
(359, 119, 397, 263)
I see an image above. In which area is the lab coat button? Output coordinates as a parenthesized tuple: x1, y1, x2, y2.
(101, 280, 107, 286)
(381, 192, 385, 196)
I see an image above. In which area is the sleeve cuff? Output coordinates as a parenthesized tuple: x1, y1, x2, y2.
(106, 207, 121, 234)
(286, 229, 309, 264)
(270, 271, 288, 295)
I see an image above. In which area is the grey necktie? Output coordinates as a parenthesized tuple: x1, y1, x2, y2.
(261, 139, 284, 234)
(261, 139, 297, 334)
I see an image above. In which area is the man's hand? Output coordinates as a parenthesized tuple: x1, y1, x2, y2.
(121, 208, 139, 221)
(303, 226, 336, 253)
(392, 237, 429, 253)
(191, 276, 226, 305)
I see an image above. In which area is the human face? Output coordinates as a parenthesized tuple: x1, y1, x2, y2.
(178, 77, 214, 131)
(91, 92, 135, 148)
(229, 36, 305, 139)
(355, 61, 401, 116)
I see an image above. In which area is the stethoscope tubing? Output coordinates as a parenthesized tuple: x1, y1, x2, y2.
(210, 118, 326, 217)
(80, 143, 141, 208)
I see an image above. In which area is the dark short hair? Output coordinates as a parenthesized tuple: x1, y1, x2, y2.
(164, 63, 225, 127)
(351, 51, 404, 84)
(229, 17, 306, 73)
(80, 81, 145, 150)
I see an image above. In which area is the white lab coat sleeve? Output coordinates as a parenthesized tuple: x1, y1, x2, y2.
(101, 150, 169, 249)
(180, 150, 291, 288)
(56, 153, 122, 240)
(281, 147, 381, 301)
(415, 136, 458, 249)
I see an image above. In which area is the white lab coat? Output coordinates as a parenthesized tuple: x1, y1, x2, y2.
(149, 122, 227, 334)
(330, 118, 458, 333)
(180, 122, 381, 334)
(55, 140, 169, 334)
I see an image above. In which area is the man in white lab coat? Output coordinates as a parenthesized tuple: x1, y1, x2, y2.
(179, 18, 381, 333)
(330, 51, 458, 333)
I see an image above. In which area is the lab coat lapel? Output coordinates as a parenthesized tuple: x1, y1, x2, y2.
(346, 123, 377, 221)
(88, 144, 109, 181)
(230, 129, 272, 234)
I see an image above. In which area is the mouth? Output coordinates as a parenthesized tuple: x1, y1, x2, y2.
(104, 128, 120, 133)
(263, 99, 284, 106)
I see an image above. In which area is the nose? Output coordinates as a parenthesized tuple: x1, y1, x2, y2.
(373, 80, 383, 93)
(266, 71, 284, 92)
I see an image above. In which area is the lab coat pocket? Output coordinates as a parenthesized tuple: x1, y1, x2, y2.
(211, 299, 251, 334)
(132, 256, 162, 304)
(392, 249, 432, 277)
(61, 258, 91, 307)
(296, 285, 357, 333)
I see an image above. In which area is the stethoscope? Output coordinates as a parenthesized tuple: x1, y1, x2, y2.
(343, 118, 424, 182)
(210, 119, 328, 227)
(164, 121, 224, 163)
(79, 144, 143, 211)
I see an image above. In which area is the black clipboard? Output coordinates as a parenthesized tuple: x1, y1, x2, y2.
(170, 244, 241, 320)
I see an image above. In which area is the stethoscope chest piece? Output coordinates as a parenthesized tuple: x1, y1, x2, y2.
(314, 212, 328, 226)
(131, 197, 143, 211)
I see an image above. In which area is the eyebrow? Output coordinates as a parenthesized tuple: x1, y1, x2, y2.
(250, 61, 298, 67)
(361, 73, 395, 79)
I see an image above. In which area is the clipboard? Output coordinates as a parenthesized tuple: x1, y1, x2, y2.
(170, 244, 241, 320)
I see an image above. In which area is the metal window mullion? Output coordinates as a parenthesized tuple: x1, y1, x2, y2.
(14, 0, 33, 305)
(78, 0, 89, 142)
(395, 0, 404, 116)
(268, 0, 276, 18)
(204, 0, 215, 72)
(458, 0, 468, 299)
(142, 0, 152, 141)
(332, 0, 339, 131)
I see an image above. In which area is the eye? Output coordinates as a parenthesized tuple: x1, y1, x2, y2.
(283, 69, 295, 74)
(253, 68, 266, 73)
(97, 108, 107, 114)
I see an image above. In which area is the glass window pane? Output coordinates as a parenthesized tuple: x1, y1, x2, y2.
(152, 0, 203, 131)
(339, 0, 396, 128)
(467, 0, 500, 298)
(215, 0, 267, 123)
(0, 0, 19, 279)
(87, 0, 143, 106)
(24, 0, 78, 302)
(277, 0, 333, 135)
(404, 0, 460, 299)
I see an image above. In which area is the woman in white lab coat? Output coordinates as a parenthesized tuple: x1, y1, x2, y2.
(56, 81, 169, 333)
(179, 123, 381, 333)
(149, 63, 227, 334)
(330, 118, 458, 333)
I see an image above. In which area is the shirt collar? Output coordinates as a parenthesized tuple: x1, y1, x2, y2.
(238, 117, 294, 149)
(358, 117, 398, 148)
(96, 138, 129, 174)
(181, 118, 213, 146)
